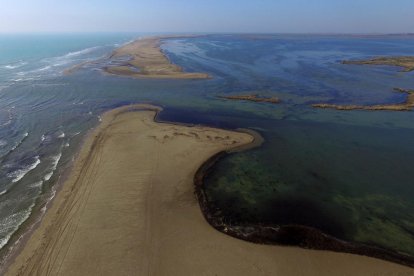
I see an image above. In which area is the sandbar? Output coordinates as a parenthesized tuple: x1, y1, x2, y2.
(5, 105, 412, 275)
(104, 36, 210, 79)
(219, 94, 280, 104)
(313, 87, 414, 111)
(343, 56, 414, 72)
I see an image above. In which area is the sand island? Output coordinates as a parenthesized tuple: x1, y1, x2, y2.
(64, 36, 209, 79)
(4, 104, 412, 275)
(104, 36, 210, 79)
(219, 94, 281, 104)
(313, 56, 414, 111)
(343, 56, 414, 72)
(313, 87, 414, 111)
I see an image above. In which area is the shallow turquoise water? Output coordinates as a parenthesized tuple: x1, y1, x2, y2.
(0, 34, 413, 257)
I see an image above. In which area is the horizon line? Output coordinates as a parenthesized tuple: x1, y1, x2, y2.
(1, 31, 414, 36)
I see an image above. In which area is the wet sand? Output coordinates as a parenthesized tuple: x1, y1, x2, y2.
(104, 36, 210, 79)
(5, 105, 413, 275)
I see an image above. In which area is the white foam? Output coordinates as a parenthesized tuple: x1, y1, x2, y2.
(28, 181, 43, 189)
(43, 153, 62, 181)
(10, 132, 28, 152)
(65, 46, 100, 58)
(7, 156, 41, 183)
(1, 108, 16, 129)
(57, 132, 65, 139)
(2, 61, 27, 70)
(0, 119, 12, 127)
(37, 65, 51, 72)
(0, 140, 7, 147)
(0, 189, 7, 196)
(43, 172, 53, 181)
(0, 204, 34, 249)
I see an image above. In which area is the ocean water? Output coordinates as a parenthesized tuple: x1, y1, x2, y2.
(0, 34, 414, 259)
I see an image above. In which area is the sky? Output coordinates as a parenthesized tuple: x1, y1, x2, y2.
(1, 0, 414, 34)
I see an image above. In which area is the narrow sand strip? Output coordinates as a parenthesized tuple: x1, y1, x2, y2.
(105, 36, 210, 79)
(6, 105, 413, 275)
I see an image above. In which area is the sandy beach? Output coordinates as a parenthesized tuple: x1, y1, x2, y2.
(5, 105, 413, 275)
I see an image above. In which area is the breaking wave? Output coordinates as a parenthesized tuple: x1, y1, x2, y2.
(44, 153, 62, 181)
(0, 203, 34, 249)
(7, 156, 41, 183)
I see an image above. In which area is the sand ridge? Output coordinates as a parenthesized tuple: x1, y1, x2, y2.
(343, 56, 414, 72)
(104, 36, 210, 79)
(5, 105, 413, 275)
(313, 87, 414, 111)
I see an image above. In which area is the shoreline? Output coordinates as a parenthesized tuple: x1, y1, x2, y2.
(313, 87, 414, 111)
(0, 116, 108, 274)
(64, 35, 210, 79)
(219, 94, 281, 104)
(103, 35, 210, 79)
(342, 56, 414, 72)
(195, 152, 414, 268)
(4, 105, 413, 275)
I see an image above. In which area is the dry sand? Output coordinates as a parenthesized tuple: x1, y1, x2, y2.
(5, 105, 413, 275)
(105, 37, 210, 79)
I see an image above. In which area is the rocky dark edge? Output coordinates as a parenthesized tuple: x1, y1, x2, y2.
(194, 151, 414, 268)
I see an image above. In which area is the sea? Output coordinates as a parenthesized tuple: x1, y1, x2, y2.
(0, 33, 414, 260)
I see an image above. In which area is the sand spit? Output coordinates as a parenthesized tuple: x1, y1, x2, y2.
(313, 88, 414, 111)
(104, 36, 210, 79)
(219, 94, 281, 104)
(5, 105, 412, 275)
(343, 56, 414, 72)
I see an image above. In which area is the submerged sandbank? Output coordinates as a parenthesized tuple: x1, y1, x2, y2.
(5, 105, 413, 275)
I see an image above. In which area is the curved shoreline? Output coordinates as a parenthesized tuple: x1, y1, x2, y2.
(195, 152, 414, 268)
(4, 104, 413, 275)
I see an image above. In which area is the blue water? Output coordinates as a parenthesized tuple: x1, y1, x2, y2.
(0, 34, 414, 259)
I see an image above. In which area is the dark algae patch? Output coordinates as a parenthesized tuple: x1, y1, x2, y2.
(196, 120, 414, 267)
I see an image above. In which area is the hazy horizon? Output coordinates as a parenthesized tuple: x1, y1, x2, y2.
(1, 0, 414, 34)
